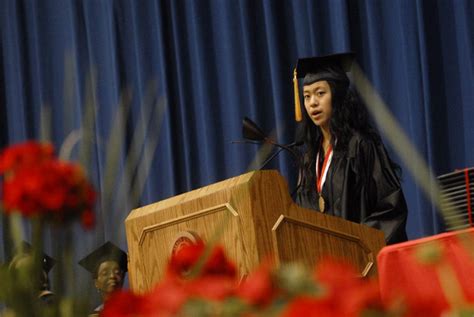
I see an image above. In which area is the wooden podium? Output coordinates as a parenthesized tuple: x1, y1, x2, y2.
(125, 170, 385, 293)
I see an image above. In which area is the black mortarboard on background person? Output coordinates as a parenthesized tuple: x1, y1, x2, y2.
(78, 241, 128, 278)
(9, 241, 56, 274)
(293, 52, 355, 121)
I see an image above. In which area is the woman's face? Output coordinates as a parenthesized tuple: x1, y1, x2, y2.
(303, 80, 333, 130)
(94, 260, 124, 296)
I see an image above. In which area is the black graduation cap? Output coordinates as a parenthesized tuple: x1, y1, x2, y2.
(10, 241, 56, 274)
(292, 52, 355, 121)
(78, 241, 128, 277)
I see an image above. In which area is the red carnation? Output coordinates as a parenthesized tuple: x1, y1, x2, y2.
(1, 147, 96, 229)
(0, 141, 54, 175)
(167, 242, 237, 279)
(314, 258, 384, 316)
(185, 275, 236, 301)
(100, 290, 143, 317)
(81, 209, 95, 230)
(237, 260, 276, 307)
(282, 296, 334, 317)
(136, 276, 189, 316)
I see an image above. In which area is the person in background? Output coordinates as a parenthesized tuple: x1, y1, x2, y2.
(293, 52, 408, 244)
(8, 241, 56, 304)
(79, 241, 127, 316)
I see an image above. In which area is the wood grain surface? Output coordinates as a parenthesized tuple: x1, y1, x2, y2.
(125, 170, 385, 293)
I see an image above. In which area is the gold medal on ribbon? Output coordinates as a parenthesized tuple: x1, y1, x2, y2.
(316, 144, 333, 214)
(318, 194, 325, 213)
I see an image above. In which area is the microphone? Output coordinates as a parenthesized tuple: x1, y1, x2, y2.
(234, 116, 305, 198)
(240, 117, 303, 170)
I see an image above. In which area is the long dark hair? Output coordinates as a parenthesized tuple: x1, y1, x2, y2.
(297, 79, 394, 186)
(300, 80, 379, 153)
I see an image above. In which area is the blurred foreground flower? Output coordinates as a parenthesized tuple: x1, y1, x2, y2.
(0, 141, 97, 316)
(102, 243, 386, 317)
(0, 141, 54, 176)
(0, 141, 96, 229)
(102, 241, 474, 316)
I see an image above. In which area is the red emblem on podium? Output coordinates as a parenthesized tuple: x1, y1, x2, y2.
(170, 231, 203, 258)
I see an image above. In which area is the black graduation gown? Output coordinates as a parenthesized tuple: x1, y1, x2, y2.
(296, 133, 408, 245)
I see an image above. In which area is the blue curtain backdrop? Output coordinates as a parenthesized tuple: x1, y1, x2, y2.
(1, 0, 473, 303)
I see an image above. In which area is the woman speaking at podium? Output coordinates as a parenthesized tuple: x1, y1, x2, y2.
(293, 52, 408, 245)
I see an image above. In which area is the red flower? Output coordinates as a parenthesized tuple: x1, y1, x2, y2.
(282, 296, 334, 317)
(167, 242, 237, 279)
(81, 209, 95, 230)
(167, 241, 206, 276)
(101, 252, 390, 316)
(313, 258, 384, 316)
(281, 259, 384, 317)
(1, 155, 96, 229)
(236, 260, 276, 306)
(141, 276, 189, 316)
(185, 275, 236, 301)
(201, 245, 237, 277)
(0, 141, 54, 175)
(101, 290, 143, 317)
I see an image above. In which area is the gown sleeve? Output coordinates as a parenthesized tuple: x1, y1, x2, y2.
(295, 153, 317, 210)
(352, 136, 408, 244)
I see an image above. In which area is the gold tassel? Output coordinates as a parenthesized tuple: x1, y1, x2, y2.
(293, 68, 302, 122)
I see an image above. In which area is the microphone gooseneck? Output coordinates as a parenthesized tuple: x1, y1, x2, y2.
(238, 116, 304, 197)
